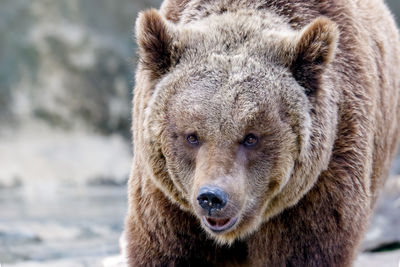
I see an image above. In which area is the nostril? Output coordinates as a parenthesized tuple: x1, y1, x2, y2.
(197, 186, 228, 212)
(211, 196, 222, 205)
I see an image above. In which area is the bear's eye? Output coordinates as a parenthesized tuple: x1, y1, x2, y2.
(242, 134, 258, 147)
(186, 134, 199, 146)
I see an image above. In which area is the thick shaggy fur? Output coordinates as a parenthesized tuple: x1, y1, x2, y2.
(125, 0, 400, 266)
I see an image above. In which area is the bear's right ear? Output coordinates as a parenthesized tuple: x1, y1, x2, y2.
(136, 9, 177, 80)
(290, 17, 339, 96)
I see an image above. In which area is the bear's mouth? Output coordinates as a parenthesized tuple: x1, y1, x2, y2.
(202, 216, 238, 233)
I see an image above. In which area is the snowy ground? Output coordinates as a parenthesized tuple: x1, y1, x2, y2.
(0, 185, 127, 266)
(0, 123, 130, 266)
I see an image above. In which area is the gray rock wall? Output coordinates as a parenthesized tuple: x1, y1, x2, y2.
(0, 0, 161, 136)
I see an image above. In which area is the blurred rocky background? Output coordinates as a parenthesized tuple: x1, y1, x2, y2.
(0, 0, 399, 266)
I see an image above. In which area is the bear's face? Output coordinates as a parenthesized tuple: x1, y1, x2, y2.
(137, 10, 338, 243)
(161, 62, 305, 242)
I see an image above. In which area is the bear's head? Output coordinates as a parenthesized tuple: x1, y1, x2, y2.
(135, 9, 339, 244)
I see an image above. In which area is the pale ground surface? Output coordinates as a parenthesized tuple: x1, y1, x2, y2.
(355, 250, 400, 267)
(0, 123, 130, 266)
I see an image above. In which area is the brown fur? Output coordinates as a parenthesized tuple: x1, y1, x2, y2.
(125, 0, 400, 266)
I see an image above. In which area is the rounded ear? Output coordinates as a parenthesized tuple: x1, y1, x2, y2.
(290, 17, 339, 95)
(136, 9, 177, 80)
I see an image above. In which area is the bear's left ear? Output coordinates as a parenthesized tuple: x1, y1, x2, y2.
(136, 9, 178, 80)
(290, 17, 339, 95)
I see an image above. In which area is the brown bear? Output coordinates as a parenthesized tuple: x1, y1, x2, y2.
(125, 0, 400, 266)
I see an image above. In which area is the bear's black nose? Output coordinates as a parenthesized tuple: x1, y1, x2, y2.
(197, 186, 228, 214)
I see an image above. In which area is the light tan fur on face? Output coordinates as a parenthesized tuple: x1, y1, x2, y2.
(126, 0, 400, 266)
